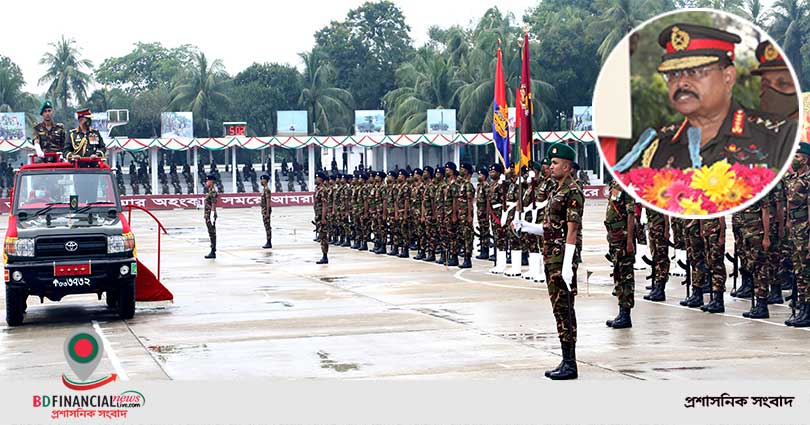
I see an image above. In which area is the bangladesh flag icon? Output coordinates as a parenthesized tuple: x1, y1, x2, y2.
(63, 330, 103, 382)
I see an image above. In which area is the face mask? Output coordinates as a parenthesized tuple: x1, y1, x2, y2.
(792, 159, 806, 171)
(760, 86, 798, 118)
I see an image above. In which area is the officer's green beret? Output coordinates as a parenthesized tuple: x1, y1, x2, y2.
(40, 100, 53, 115)
(798, 142, 810, 156)
(548, 143, 576, 161)
(541, 157, 551, 166)
(532, 160, 543, 170)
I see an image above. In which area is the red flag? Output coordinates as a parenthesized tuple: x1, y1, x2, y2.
(516, 33, 533, 172)
(493, 45, 510, 167)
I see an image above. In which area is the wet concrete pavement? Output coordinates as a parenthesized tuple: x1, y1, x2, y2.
(1, 201, 808, 382)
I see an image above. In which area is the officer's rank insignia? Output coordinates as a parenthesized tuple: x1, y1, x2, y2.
(764, 44, 779, 61)
(731, 110, 745, 135)
(671, 26, 690, 51)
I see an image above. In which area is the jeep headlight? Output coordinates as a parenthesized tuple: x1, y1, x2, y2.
(4, 237, 35, 257)
(107, 232, 135, 254)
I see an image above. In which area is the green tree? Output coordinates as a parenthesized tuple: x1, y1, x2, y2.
(315, 0, 414, 109)
(769, 0, 808, 86)
(298, 50, 355, 135)
(227, 63, 303, 136)
(95, 42, 198, 94)
(695, 0, 745, 14)
(384, 48, 463, 133)
(592, 0, 671, 64)
(38, 36, 93, 110)
(168, 52, 231, 137)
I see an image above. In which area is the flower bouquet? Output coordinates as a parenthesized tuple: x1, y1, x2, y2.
(616, 160, 776, 215)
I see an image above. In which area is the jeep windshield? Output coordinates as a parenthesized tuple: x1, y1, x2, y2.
(14, 171, 119, 214)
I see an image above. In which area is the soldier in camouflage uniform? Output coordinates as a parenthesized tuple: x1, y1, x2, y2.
(432, 167, 447, 263)
(488, 163, 508, 273)
(785, 143, 810, 326)
(604, 180, 636, 329)
(385, 171, 400, 256)
(699, 218, 727, 313)
(680, 219, 708, 308)
(503, 166, 522, 277)
(643, 209, 670, 301)
(327, 176, 338, 245)
(421, 167, 437, 262)
(314, 172, 329, 264)
(475, 166, 491, 260)
(32, 100, 66, 160)
(170, 164, 182, 194)
(204, 174, 218, 259)
(739, 192, 778, 319)
(520, 161, 544, 281)
(341, 174, 353, 247)
(260, 174, 273, 249)
(395, 170, 412, 258)
(350, 176, 362, 249)
(442, 163, 460, 266)
(457, 163, 475, 268)
(411, 169, 426, 259)
(372, 171, 387, 254)
(541, 143, 583, 380)
(357, 173, 371, 251)
(730, 212, 753, 298)
(769, 181, 788, 304)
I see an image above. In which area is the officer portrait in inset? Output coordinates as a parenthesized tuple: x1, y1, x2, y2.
(593, 9, 802, 218)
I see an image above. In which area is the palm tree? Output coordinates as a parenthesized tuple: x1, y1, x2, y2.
(169, 52, 230, 136)
(742, 0, 768, 28)
(592, 0, 668, 64)
(768, 0, 808, 83)
(695, 0, 745, 15)
(384, 48, 463, 134)
(38, 36, 93, 109)
(298, 50, 355, 135)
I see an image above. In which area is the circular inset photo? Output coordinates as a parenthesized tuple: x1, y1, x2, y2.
(593, 8, 802, 218)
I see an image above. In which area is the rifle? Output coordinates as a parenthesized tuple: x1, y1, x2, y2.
(725, 250, 738, 292)
(677, 257, 691, 298)
(642, 254, 655, 283)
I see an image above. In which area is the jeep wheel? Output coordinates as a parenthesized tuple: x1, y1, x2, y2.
(117, 278, 135, 320)
(5, 286, 25, 326)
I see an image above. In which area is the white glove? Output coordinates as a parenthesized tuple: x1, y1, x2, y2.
(640, 209, 648, 225)
(561, 243, 576, 291)
(528, 170, 536, 181)
(34, 143, 44, 158)
(518, 221, 545, 236)
(512, 218, 523, 231)
(498, 174, 506, 184)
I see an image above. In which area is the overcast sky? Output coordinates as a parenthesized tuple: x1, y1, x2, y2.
(7, 0, 537, 94)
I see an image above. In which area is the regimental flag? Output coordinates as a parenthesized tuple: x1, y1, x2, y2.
(493, 45, 510, 168)
(515, 32, 532, 173)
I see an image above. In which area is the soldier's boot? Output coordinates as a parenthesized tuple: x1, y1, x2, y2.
(767, 284, 784, 304)
(476, 243, 489, 260)
(521, 251, 529, 266)
(523, 252, 541, 281)
(409, 240, 418, 250)
(544, 358, 564, 378)
(548, 342, 578, 380)
(341, 237, 352, 248)
(606, 306, 632, 329)
(731, 271, 753, 298)
(204, 248, 216, 259)
(785, 303, 804, 326)
(742, 298, 770, 319)
(446, 254, 459, 267)
(790, 304, 810, 327)
(372, 242, 383, 254)
(414, 249, 425, 260)
(701, 291, 725, 313)
(351, 239, 360, 249)
(680, 286, 704, 308)
(533, 254, 546, 284)
(644, 282, 666, 302)
(262, 240, 272, 249)
(358, 241, 368, 251)
(398, 246, 409, 259)
(424, 250, 436, 262)
(504, 250, 523, 277)
(489, 250, 507, 274)
(645, 284, 654, 290)
(388, 245, 399, 256)
(435, 250, 446, 264)
(316, 254, 328, 265)
(488, 252, 496, 261)
(459, 255, 472, 269)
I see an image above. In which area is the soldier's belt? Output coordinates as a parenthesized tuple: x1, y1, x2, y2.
(741, 212, 762, 220)
(604, 221, 627, 231)
(789, 209, 808, 220)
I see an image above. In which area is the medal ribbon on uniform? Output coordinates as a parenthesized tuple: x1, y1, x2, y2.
(687, 127, 702, 168)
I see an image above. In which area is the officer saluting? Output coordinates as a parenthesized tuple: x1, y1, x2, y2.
(32, 100, 66, 160)
(65, 108, 106, 160)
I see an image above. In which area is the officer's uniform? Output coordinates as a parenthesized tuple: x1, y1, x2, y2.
(204, 174, 218, 259)
(457, 163, 475, 267)
(260, 174, 273, 248)
(785, 143, 810, 326)
(604, 180, 636, 328)
(314, 172, 329, 264)
(65, 108, 106, 159)
(619, 24, 796, 173)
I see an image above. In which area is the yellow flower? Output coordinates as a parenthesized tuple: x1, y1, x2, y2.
(641, 172, 676, 208)
(690, 160, 736, 204)
(718, 178, 753, 209)
(679, 197, 707, 215)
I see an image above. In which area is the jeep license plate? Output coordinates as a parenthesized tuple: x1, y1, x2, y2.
(54, 263, 91, 277)
(52, 277, 91, 287)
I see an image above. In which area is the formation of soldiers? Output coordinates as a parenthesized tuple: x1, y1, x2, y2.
(313, 142, 585, 379)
